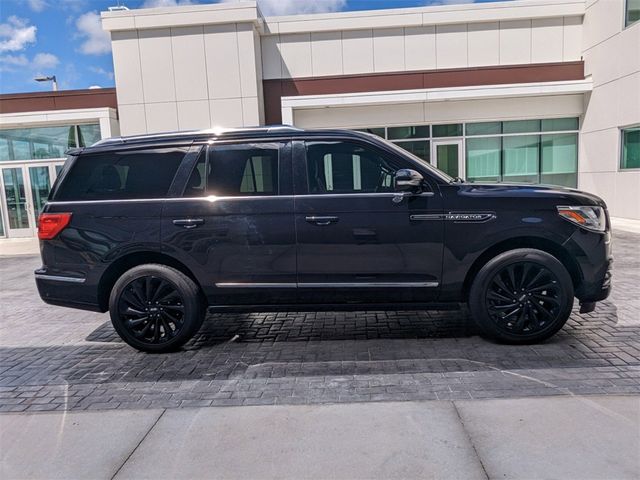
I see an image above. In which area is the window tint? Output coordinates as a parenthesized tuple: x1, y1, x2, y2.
(306, 141, 398, 194)
(54, 147, 187, 201)
(206, 144, 279, 196)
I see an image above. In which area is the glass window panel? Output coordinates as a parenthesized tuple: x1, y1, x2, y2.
(387, 125, 429, 140)
(626, 0, 640, 26)
(0, 126, 76, 161)
(392, 140, 430, 162)
(2, 168, 30, 229)
(621, 127, 640, 169)
(77, 124, 102, 147)
(436, 144, 459, 178)
(0, 203, 5, 237)
(432, 124, 462, 137)
(207, 144, 279, 196)
(355, 127, 386, 138)
(466, 122, 502, 136)
(502, 120, 541, 134)
(466, 137, 501, 182)
(28, 166, 52, 217)
(503, 135, 540, 183)
(541, 134, 578, 187)
(541, 118, 579, 132)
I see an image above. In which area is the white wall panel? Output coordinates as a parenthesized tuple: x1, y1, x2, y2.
(436, 24, 468, 69)
(499, 20, 532, 65)
(261, 35, 283, 79)
(373, 28, 405, 72)
(204, 24, 242, 99)
(117, 104, 147, 135)
(209, 98, 244, 127)
(404, 26, 436, 71)
(311, 31, 343, 76)
(144, 102, 178, 132)
(171, 26, 208, 102)
(236, 24, 261, 98)
(342, 30, 374, 75)
(138, 28, 176, 103)
(293, 103, 424, 128)
(110, 31, 144, 105)
(531, 17, 563, 63)
(563, 16, 582, 61)
(280, 33, 313, 78)
(176, 100, 211, 130)
(467, 22, 499, 67)
(582, 0, 624, 50)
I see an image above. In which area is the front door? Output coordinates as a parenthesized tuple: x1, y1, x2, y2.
(294, 139, 444, 305)
(162, 141, 297, 306)
(1, 166, 34, 238)
(431, 139, 463, 179)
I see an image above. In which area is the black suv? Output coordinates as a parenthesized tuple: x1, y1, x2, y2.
(35, 127, 612, 352)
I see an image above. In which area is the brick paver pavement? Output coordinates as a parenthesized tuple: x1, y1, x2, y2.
(1, 230, 638, 412)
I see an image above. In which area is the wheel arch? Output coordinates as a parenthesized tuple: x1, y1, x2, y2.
(97, 251, 202, 311)
(462, 236, 583, 301)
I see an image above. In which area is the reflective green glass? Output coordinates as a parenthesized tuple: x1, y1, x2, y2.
(393, 140, 430, 161)
(0, 126, 76, 161)
(0, 204, 4, 237)
(77, 124, 101, 147)
(466, 137, 501, 182)
(621, 127, 640, 169)
(387, 125, 429, 140)
(28, 166, 51, 218)
(626, 0, 640, 26)
(541, 118, 579, 132)
(432, 124, 462, 137)
(2, 168, 29, 229)
(503, 135, 539, 183)
(541, 134, 578, 187)
(502, 120, 541, 134)
(466, 122, 501, 136)
(436, 144, 459, 177)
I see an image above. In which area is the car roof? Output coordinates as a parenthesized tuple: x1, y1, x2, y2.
(73, 125, 377, 154)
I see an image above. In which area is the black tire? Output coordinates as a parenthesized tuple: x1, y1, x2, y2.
(109, 264, 205, 353)
(469, 248, 574, 344)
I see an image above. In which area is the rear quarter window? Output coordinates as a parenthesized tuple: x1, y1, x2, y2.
(53, 147, 187, 201)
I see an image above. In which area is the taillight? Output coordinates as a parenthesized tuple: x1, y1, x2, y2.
(38, 213, 72, 240)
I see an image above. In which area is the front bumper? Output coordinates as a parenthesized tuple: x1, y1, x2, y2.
(564, 227, 613, 303)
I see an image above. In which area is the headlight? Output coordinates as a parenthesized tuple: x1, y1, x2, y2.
(557, 205, 606, 232)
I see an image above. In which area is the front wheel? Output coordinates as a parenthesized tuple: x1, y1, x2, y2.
(109, 264, 205, 353)
(469, 248, 574, 344)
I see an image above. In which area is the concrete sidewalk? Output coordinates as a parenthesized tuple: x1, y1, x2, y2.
(1, 396, 638, 480)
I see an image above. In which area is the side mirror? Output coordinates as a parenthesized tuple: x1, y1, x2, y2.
(394, 169, 424, 192)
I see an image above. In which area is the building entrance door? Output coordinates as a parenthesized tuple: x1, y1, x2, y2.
(431, 139, 463, 179)
(0, 163, 62, 238)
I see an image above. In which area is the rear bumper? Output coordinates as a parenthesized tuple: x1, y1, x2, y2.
(35, 268, 103, 312)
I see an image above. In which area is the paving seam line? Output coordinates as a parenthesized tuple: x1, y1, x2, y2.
(110, 409, 166, 480)
(452, 401, 490, 480)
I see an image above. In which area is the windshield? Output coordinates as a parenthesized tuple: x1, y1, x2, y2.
(366, 133, 455, 183)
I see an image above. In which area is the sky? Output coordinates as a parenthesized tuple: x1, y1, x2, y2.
(0, 0, 505, 94)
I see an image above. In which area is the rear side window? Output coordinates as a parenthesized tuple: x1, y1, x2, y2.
(185, 143, 280, 197)
(54, 147, 187, 201)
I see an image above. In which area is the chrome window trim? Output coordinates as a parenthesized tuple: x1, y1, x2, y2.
(35, 274, 86, 283)
(215, 281, 439, 288)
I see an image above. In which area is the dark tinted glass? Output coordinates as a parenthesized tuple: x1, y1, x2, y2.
(183, 149, 208, 197)
(432, 124, 462, 137)
(54, 147, 186, 201)
(306, 141, 398, 194)
(207, 144, 279, 196)
(387, 125, 429, 140)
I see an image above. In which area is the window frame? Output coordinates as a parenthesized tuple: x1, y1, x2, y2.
(619, 125, 640, 171)
(625, 0, 640, 28)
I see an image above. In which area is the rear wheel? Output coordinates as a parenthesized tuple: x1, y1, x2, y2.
(109, 264, 205, 353)
(469, 248, 574, 344)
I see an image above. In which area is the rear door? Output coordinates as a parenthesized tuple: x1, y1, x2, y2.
(293, 138, 444, 305)
(161, 140, 296, 306)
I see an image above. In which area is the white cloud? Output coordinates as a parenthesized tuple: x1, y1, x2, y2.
(0, 16, 37, 53)
(0, 54, 29, 67)
(89, 65, 114, 80)
(425, 0, 477, 4)
(33, 52, 59, 69)
(27, 0, 48, 12)
(141, 0, 195, 7)
(75, 11, 111, 55)
(218, 0, 346, 16)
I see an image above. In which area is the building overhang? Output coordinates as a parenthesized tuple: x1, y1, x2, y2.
(280, 79, 593, 123)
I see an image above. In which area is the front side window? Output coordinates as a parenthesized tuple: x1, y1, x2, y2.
(306, 141, 398, 194)
(621, 126, 640, 169)
(54, 147, 187, 201)
(185, 143, 280, 197)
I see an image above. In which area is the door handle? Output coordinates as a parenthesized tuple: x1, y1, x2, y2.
(305, 215, 339, 226)
(172, 218, 204, 229)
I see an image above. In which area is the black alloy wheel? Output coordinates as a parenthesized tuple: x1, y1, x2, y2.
(469, 248, 574, 344)
(109, 264, 205, 352)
